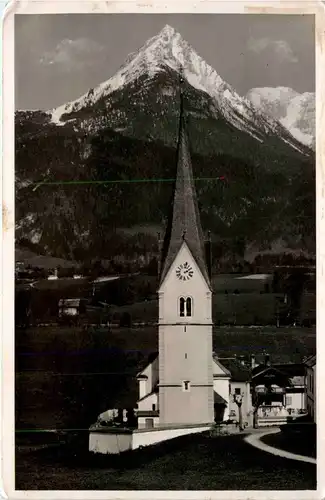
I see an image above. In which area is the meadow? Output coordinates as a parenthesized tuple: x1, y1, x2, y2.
(111, 272, 315, 325)
(16, 430, 316, 490)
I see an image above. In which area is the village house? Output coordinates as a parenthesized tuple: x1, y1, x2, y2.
(251, 355, 307, 426)
(58, 298, 87, 318)
(304, 354, 316, 423)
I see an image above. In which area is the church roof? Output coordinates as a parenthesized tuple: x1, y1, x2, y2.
(159, 91, 210, 288)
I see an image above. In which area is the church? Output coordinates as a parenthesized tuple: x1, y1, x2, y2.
(136, 88, 251, 430)
(89, 85, 252, 454)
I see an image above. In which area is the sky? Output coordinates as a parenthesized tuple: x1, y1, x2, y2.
(15, 14, 315, 110)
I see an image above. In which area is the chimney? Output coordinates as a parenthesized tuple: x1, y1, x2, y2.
(205, 231, 212, 280)
(238, 355, 245, 366)
(265, 353, 271, 367)
(251, 354, 256, 370)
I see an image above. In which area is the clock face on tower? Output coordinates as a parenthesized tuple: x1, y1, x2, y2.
(176, 262, 194, 281)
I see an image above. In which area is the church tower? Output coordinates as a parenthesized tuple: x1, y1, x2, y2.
(158, 82, 214, 427)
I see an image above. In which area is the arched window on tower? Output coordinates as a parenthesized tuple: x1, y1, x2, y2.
(186, 297, 192, 317)
(179, 297, 185, 317)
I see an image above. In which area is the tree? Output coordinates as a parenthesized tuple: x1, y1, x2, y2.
(120, 312, 132, 328)
(272, 270, 281, 293)
(285, 269, 308, 325)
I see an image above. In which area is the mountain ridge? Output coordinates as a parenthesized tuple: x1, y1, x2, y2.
(246, 86, 315, 149)
(46, 25, 306, 156)
(15, 25, 315, 264)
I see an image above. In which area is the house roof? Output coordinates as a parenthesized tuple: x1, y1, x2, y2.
(58, 298, 84, 307)
(252, 362, 305, 378)
(304, 354, 316, 368)
(137, 386, 159, 403)
(212, 355, 231, 377)
(216, 357, 251, 382)
(251, 365, 294, 387)
(136, 351, 158, 378)
(159, 90, 210, 288)
(274, 363, 305, 377)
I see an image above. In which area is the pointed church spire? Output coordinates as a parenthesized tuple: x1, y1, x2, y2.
(159, 76, 211, 287)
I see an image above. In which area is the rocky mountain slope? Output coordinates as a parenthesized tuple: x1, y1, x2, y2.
(246, 87, 315, 149)
(15, 25, 315, 263)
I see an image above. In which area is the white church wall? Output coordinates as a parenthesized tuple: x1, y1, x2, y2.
(158, 241, 214, 426)
(137, 417, 160, 429)
(137, 392, 158, 411)
(159, 325, 213, 384)
(159, 243, 212, 324)
(159, 325, 214, 425)
(139, 379, 147, 400)
(139, 357, 159, 396)
(159, 385, 214, 426)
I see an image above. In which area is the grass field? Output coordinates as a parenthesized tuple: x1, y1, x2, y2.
(109, 272, 315, 325)
(15, 431, 316, 490)
(112, 293, 315, 325)
(261, 429, 316, 459)
(16, 325, 316, 432)
(23, 272, 316, 326)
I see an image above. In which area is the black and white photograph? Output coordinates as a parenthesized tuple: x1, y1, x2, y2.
(10, 9, 319, 492)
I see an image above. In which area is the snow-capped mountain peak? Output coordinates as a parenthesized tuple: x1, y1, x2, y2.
(49, 25, 307, 154)
(50, 24, 224, 124)
(246, 86, 315, 149)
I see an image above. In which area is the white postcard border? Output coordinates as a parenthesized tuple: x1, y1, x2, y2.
(2, 1, 324, 498)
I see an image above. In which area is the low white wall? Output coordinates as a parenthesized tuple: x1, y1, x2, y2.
(89, 431, 132, 454)
(89, 424, 213, 454)
(132, 424, 212, 450)
(258, 417, 288, 427)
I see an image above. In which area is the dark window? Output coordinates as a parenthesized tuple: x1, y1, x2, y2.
(145, 418, 154, 429)
(186, 297, 192, 317)
(179, 297, 185, 317)
(183, 381, 190, 391)
(152, 404, 156, 411)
